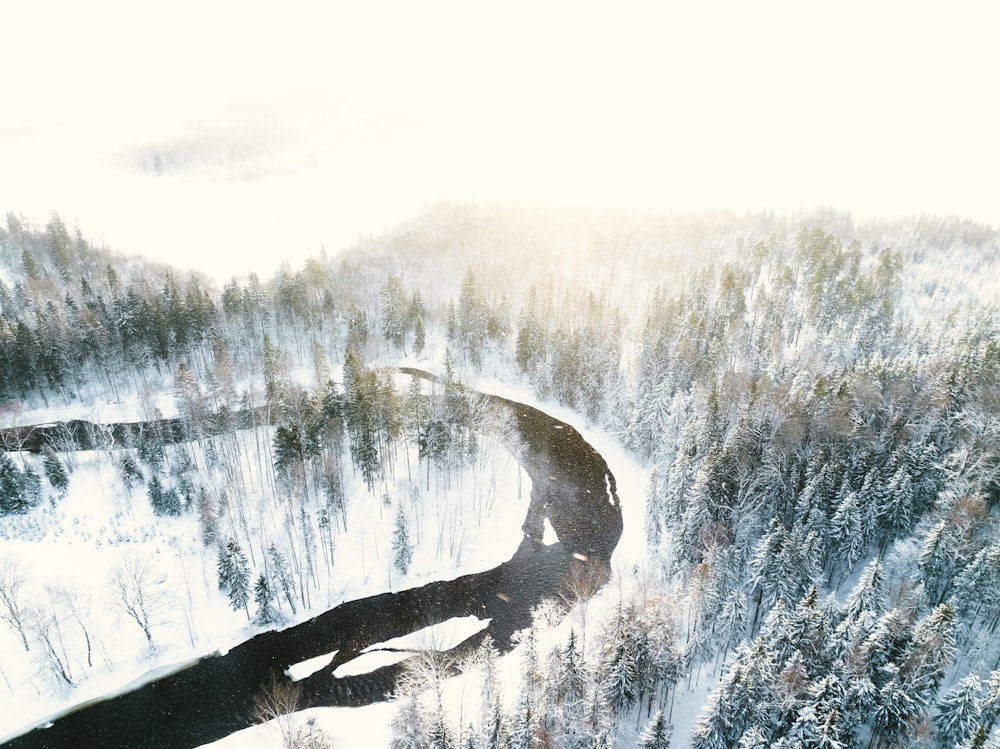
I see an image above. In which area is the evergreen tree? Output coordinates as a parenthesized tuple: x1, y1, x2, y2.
(45, 211, 73, 279)
(717, 588, 748, 660)
(814, 708, 846, 749)
(253, 574, 278, 626)
(343, 349, 382, 493)
(784, 704, 844, 749)
(480, 696, 507, 749)
(223, 538, 251, 617)
(691, 687, 734, 749)
(41, 447, 69, 498)
(345, 305, 369, 354)
(905, 603, 957, 704)
(957, 725, 990, 749)
(736, 726, 769, 749)
(877, 465, 915, 547)
(413, 314, 426, 357)
(273, 424, 305, 489)
(427, 696, 455, 749)
(0, 452, 40, 514)
(515, 301, 545, 374)
(393, 504, 414, 576)
(477, 635, 501, 723)
(456, 269, 489, 365)
(262, 334, 289, 409)
(390, 691, 428, 749)
(136, 425, 166, 474)
(539, 645, 564, 742)
(843, 558, 887, 625)
(117, 453, 145, 494)
(830, 488, 866, 573)
(217, 543, 234, 591)
(981, 669, 1000, 734)
(297, 717, 333, 749)
(268, 545, 298, 615)
(508, 683, 538, 749)
(920, 517, 964, 605)
(148, 475, 181, 515)
(638, 709, 672, 749)
(951, 544, 1000, 626)
(871, 678, 917, 748)
(23, 463, 41, 506)
(601, 605, 638, 719)
(407, 288, 426, 328)
(560, 629, 587, 711)
(589, 733, 610, 749)
(196, 487, 218, 546)
(748, 519, 797, 622)
(0, 453, 19, 514)
(381, 275, 408, 351)
(935, 673, 983, 748)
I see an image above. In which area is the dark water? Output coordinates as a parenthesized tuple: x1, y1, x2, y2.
(2, 382, 623, 749)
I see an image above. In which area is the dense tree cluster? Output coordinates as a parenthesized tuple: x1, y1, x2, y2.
(388, 598, 685, 749)
(612, 227, 1000, 748)
(4, 206, 1000, 747)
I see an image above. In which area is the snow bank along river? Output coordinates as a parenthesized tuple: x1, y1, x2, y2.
(3, 374, 623, 749)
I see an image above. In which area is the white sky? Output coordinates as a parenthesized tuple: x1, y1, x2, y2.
(1, 1, 998, 280)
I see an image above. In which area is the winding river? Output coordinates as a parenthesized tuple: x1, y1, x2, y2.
(2, 375, 623, 749)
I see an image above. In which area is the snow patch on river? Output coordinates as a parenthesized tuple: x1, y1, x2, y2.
(361, 615, 490, 655)
(286, 651, 338, 682)
(542, 517, 558, 545)
(286, 616, 492, 681)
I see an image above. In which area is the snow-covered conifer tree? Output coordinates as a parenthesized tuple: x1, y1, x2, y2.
(393, 504, 414, 576)
(935, 673, 984, 748)
(981, 670, 1000, 735)
(224, 538, 251, 616)
(268, 545, 298, 615)
(389, 691, 427, 749)
(42, 447, 69, 498)
(638, 709, 672, 749)
(253, 574, 277, 626)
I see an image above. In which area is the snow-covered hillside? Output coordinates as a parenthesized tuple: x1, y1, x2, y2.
(4, 208, 1000, 748)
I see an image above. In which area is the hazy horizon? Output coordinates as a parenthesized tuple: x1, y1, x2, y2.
(2, 1, 998, 281)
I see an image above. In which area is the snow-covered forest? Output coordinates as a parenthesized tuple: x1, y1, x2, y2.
(2, 205, 1000, 748)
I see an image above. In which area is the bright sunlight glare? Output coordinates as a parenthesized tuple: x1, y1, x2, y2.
(1, 1, 998, 280)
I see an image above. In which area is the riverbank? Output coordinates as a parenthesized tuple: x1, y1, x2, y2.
(3, 379, 622, 748)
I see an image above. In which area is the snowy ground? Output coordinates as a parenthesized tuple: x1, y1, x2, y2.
(0, 374, 531, 743)
(195, 373, 665, 748)
(2, 361, 716, 748)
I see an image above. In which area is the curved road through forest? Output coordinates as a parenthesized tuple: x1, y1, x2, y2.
(2, 374, 623, 749)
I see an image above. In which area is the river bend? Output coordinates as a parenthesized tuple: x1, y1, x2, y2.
(2, 378, 623, 749)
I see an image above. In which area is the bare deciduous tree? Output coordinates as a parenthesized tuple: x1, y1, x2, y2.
(253, 674, 332, 748)
(0, 555, 31, 652)
(50, 584, 94, 669)
(558, 556, 610, 659)
(27, 599, 74, 688)
(253, 674, 301, 742)
(109, 552, 170, 650)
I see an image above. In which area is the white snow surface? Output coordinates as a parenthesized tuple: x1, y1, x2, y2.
(197, 371, 657, 748)
(285, 615, 490, 682)
(360, 614, 491, 656)
(0, 370, 531, 742)
(0, 384, 179, 428)
(286, 651, 338, 682)
(1, 359, 659, 748)
(542, 516, 558, 545)
(332, 650, 412, 679)
(331, 615, 491, 679)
